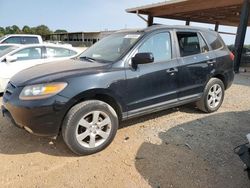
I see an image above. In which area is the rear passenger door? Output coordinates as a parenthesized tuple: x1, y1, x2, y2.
(176, 31, 216, 99)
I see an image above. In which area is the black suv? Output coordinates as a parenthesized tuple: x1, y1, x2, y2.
(2, 25, 234, 155)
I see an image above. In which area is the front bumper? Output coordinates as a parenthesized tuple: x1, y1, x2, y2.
(2, 84, 71, 136)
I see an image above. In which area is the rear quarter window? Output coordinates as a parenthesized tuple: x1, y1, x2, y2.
(203, 32, 224, 50)
(22, 37, 39, 44)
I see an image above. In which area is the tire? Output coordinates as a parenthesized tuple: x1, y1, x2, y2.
(196, 78, 225, 113)
(62, 100, 118, 155)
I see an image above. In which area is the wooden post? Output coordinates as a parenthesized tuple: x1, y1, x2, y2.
(147, 15, 154, 27)
(234, 0, 250, 73)
(215, 22, 219, 31)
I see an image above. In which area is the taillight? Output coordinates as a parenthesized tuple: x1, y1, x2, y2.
(230, 52, 235, 61)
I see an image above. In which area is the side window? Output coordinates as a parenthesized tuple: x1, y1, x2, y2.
(12, 47, 42, 61)
(3, 37, 21, 44)
(46, 47, 74, 58)
(204, 32, 223, 50)
(22, 37, 39, 44)
(198, 33, 209, 53)
(138, 32, 172, 62)
(70, 50, 77, 56)
(177, 32, 201, 57)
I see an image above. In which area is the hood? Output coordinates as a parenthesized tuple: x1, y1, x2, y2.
(10, 59, 111, 86)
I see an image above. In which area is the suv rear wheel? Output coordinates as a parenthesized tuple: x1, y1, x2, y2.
(62, 100, 118, 155)
(196, 78, 225, 113)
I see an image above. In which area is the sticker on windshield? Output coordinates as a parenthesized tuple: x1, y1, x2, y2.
(124, 34, 141, 39)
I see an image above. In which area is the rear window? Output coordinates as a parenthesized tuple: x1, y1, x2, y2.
(203, 32, 224, 50)
(22, 37, 39, 44)
(177, 32, 201, 57)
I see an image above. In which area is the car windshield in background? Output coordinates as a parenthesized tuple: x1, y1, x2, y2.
(0, 45, 13, 51)
(0, 46, 18, 58)
(80, 33, 142, 62)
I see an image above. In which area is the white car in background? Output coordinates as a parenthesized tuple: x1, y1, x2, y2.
(0, 44, 80, 92)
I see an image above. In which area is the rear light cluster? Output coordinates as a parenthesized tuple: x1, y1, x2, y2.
(230, 52, 235, 61)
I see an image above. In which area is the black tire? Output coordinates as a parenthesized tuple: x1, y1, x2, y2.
(196, 78, 225, 113)
(62, 100, 118, 155)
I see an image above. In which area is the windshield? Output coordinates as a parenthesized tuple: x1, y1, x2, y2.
(0, 45, 14, 51)
(80, 33, 142, 62)
(0, 46, 18, 58)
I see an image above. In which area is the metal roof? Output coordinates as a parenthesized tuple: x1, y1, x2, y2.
(126, 0, 250, 26)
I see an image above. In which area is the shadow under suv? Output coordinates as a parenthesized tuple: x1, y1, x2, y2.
(2, 25, 235, 155)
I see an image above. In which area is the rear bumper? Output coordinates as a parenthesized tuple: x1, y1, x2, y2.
(2, 93, 70, 137)
(225, 70, 235, 90)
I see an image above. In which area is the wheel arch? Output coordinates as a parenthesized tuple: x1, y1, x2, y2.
(63, 89, 124, 126)
(212, 74, 227, 89)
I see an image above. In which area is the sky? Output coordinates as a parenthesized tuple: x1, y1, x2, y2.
(0, 0, 249, 45)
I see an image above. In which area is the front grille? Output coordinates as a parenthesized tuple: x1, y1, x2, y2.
(3, 82, 17, 101)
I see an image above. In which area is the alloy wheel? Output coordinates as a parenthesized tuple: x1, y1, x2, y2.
(75, 111, 112, 148)
(207, 84, 223, 109)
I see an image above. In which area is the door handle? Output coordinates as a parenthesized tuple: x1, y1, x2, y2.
(207, 59, 216, 65)
(166, 68, 178, 73)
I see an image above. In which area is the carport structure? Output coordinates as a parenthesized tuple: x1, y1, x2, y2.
(126, 0, 250, 72)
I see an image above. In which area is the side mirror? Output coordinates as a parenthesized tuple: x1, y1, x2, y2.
(131, 53, 154, 68)
(5, 56, 17, 63)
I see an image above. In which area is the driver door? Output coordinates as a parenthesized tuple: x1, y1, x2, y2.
(125, 31, 180, 117)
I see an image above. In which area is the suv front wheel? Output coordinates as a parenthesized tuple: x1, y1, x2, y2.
(62, 100, 118, 155)
(196, 78, 225, 113)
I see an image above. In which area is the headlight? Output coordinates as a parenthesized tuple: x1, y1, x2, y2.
(19, 82, 67, 100)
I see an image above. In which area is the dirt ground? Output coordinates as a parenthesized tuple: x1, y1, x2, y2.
(0, 73, 250, 188)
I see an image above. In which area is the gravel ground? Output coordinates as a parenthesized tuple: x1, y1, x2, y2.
(0, 73, 250, 188)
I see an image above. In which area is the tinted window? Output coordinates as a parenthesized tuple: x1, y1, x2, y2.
(22, 37, 39, 44)
(12, 47, 42, 61)
(177, 32, 201, 57)
(198, 33, 209, 53)
(46, 47, 77, 58)
(138, 32, 172, 62)
(204, 32, 223, 50)
(3, 37, 21, 44)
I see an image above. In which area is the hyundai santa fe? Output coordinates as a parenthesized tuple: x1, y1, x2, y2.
(1, 25, 235, 155)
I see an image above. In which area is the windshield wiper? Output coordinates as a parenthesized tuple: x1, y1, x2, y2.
(80, 56, 96, 62)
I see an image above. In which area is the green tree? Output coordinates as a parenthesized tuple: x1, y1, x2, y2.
(54, 29, 67, 33)
(11, 25, 21, 34)
(5, 26, 13, 34)
(0, 27, 5, 36)
(35, 25, 52, 36)
(22, 25, 32, 34)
